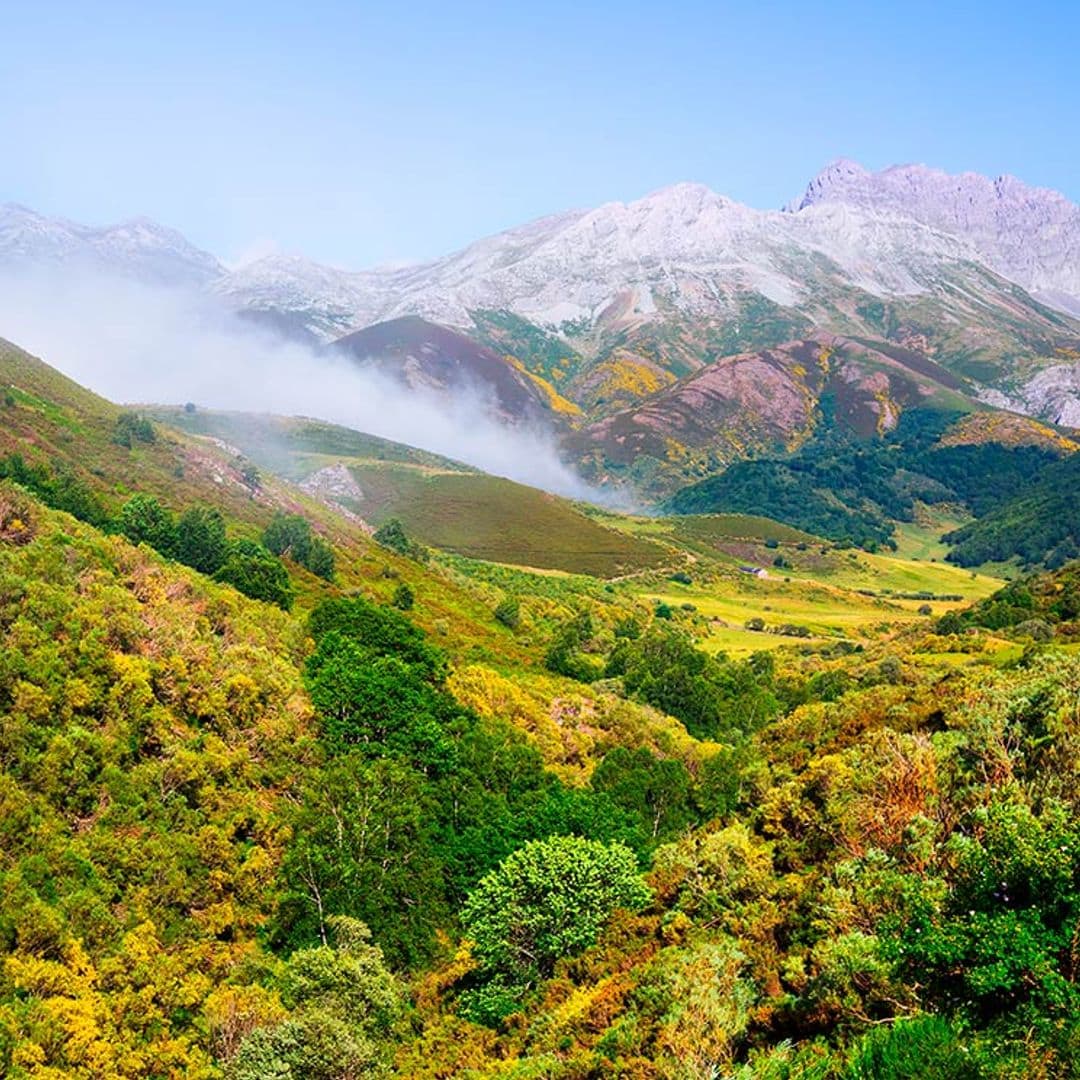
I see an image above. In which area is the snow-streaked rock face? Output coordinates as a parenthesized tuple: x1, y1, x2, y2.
(0, 203, 223, 287)
(787, 159, 1080, 316)
(213, 181, 986, 338)
(981, 364, 1080, 428)
(217, 254, 383, 340)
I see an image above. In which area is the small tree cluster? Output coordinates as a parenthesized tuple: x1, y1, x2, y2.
(0, 453, 112, 529)
(263, 511, 335, 580)
(373, 517, 428, 562)
(215, 542, 295, 610)
(112, 411, 157, 448)
(231, 917, 402, 1080)
(544, 611, 603, 682)
(118, 494, 294, 609)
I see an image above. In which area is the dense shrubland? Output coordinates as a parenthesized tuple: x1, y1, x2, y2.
(0, 492, 739, 1075)
(0, 451, 338, 610)
(7, 478, 1080, 1075)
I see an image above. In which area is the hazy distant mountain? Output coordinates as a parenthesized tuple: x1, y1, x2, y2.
(4, 162, 1079, 436)
(0, 203, 223, 287)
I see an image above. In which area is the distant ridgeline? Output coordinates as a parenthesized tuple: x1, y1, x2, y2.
(666, 407, 1077, 562)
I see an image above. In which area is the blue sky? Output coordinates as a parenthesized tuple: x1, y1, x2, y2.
(3, 0, 1077, 267)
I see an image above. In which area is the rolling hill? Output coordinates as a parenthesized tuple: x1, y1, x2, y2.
(665, 405, 1079, 551)
(563, 335, 979, 498)
(329, 315, 580, 426)
(153, 405, 672, 577)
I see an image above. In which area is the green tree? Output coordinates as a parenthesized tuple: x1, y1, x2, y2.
(231, 917, 401, 1080)
(304, 631, 455, 767)
(306, 536, 336, 580)
(275, 756, 448, 967)
(936, 610, 966, 635)
(892, 797, 1080, 1020)
(392, 582, 414, 611)
(175, 506, 229, 575)
(263, 512, 313, 564)
(544, 611, 602, 682)
(214, 543, 294, 610)
(461, 835, 650, 987)
(845, 1014, 1001, 1080)
(112, 411, 156, 447)
(591, 747, 694, 843)
(607, 628, 721, 739)
(606, 627, 778, 741)
(373, 517, 427, 561)
(119, 494, 177, 556)
(308, 596, 445, 680)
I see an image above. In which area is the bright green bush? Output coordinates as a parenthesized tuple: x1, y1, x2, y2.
(462, 836, 650, 987)
(214, 543, 294, 609)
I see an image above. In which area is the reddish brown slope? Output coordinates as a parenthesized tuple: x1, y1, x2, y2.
(563, 335, 981, 498)
(331, 316, 565, 427)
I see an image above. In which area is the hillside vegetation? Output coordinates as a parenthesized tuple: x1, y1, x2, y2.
(667, 407, 1076, 553)
(5, 337, 1080, 1078)
(943, 453, 1080, 568)
(154, 407, 673, 577)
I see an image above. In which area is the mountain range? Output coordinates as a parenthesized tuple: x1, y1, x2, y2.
(4, 160, 1080, 498)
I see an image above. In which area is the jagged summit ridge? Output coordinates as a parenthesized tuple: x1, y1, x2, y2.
(786, 159, 1080, 314)
(3, 160, 1079, 360)
(212, 179, 979, 337)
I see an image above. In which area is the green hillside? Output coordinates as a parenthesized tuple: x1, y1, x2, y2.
(347, 465, 672, 576)
(6, 337, 1080, 1078)
(944, 452, 1080, 568)
(667, 407, 1076, 553)
(149, 405, 475, 477)
(152, 406, 673, 578)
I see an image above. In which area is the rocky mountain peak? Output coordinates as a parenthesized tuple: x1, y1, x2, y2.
(785, 159, 1080, 314)
(783, 158, 870, 211)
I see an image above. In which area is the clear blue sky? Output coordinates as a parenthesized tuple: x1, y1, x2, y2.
(3, 0, 1077, 268)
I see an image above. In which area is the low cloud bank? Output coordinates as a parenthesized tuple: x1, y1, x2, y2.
(0, 270, 618, 504)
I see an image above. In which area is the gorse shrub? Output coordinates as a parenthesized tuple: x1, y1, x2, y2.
(493, 596, 520, 629)
(0, 453, 112, 529)
(0, 483, 36, 545)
